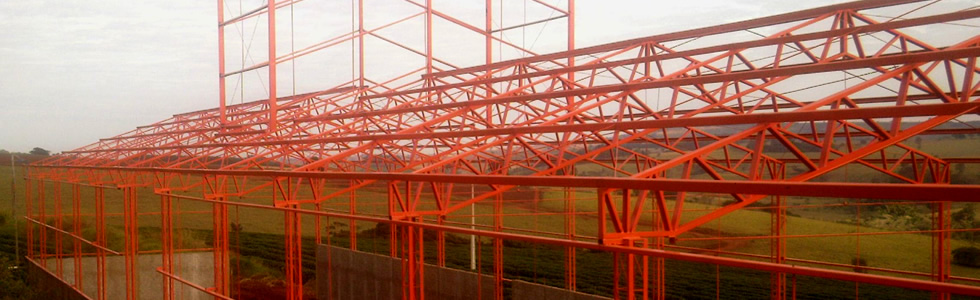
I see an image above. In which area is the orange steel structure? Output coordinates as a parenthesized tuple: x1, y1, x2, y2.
(21, 0, 980, 299)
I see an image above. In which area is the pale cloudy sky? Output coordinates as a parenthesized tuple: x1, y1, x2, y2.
(0, 0, 970, 153)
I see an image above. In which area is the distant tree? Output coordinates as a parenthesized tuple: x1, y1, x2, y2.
(882, 204, 924, 228)
(0, 256, 34, 298)
(953, 204, 977, 243)
(29, 147, 50, 156)
(954, 247, 980, 268)
(953, 204, 976, 228)
(851, 257, 869, 273)
(230, 222, 244, 233)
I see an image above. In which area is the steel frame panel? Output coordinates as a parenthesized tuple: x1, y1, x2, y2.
(23, 0, 980, 299)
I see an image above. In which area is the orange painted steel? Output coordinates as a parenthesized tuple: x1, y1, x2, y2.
(21, 0, 980, 299)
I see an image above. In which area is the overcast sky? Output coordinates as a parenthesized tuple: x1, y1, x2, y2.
(2, 0, 969, 153)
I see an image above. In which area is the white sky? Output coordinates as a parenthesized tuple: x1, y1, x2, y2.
(1, 0, 970, 153)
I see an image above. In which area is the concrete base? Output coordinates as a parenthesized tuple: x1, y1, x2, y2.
(27, 259, 89, 300)
(511, 280, 609, 300)
(34, 252, 213, 300)
(317, 244, 608, 300)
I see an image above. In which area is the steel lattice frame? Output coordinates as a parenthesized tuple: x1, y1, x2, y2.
(22, 0, 980, 299)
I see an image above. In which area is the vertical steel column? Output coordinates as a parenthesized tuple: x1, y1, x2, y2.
(494, 193, 503, 300)
(217, 0, 227, 125)
(400, 223, 424, 300)
(566, 0, 575, 75)
(565, 186, 577, 290)
(399, 224, 407, 298)
(72, 183, 82, 289)
(11, 160, 18, 265)
(285, 208, 294, 300)
(418, 226, 425, 300)
(25, 176, 33, 260)
(771, 195, 786, 300)
(934, 161, 952, 300)
(315, 202, 322, 244)
(483, 1, 494, 289)
(598, 188, 608, 245)
(350, 179, 357, 251)
(619, 192, 644, 300)
(599, 188, 652, 299)
(160, 190, 174, 300)
(389, 182, 398, 257)
(283, 176, 302, 300)
(38, 180, 46, 267)
(934, 201, 952, 300)
(613, 242, 642, 300)
(296, 210, 304, 300)
(640, 239, 650, 300)
(95, 186, 107, 300)
(484, 0, 492, 69)
(123, 186, 139, 300)
(565, 2, 578, 291)
(436, 186, 446, 267)
(424, 0, 433, 75)
(54, 182, 63, 278)
(284, 203, 303, 300)
(267, 0, 278, 131)
(653, 193, 665, 300)
(356, 0, 365, 90)
(213, 194, 230, 297)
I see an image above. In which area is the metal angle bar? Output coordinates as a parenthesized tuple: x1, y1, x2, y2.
(491, 15, 568, 33)
(222, 62, 269, 78)
(24, 216, 122, 255)
(220, 0, 305, 26)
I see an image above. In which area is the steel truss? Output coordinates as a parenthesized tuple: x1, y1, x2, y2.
(23, 0, 980, 299)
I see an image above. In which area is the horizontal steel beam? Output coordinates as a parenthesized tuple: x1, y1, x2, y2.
(428, 0, 926, 78)
(35, 165, 980, 202)
(378, 8, 980, 101)
(317, 46, 980, 124)
(62, 101, 980, 153)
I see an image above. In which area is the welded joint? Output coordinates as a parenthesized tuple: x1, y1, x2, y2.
(204, 193, 226, 200)
(390, 212, 422, 221)
(116, 183, 147, 189)
(599, 236, 644, 246)
(274, 199, 306, 208)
